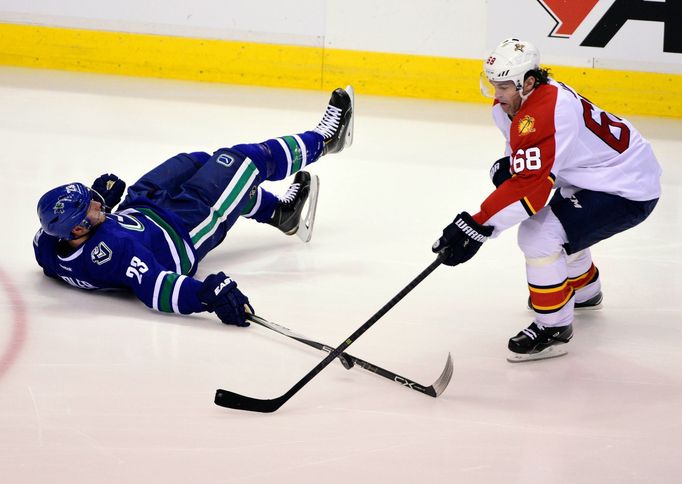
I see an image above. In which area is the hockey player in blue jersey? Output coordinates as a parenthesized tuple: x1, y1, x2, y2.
(34, 86, 354, 327)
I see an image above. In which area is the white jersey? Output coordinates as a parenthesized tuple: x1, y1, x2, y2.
(473, 78, 661, 235)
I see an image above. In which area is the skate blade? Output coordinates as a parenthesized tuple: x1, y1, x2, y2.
(575, 303, 603, 311)
(296, 174, 319, 243)
(344, 85, 354, 149)
(506, 345, 568, 363)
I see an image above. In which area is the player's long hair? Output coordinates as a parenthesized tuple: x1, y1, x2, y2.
(525, 67, 551, 88)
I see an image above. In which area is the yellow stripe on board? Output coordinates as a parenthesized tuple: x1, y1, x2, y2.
(1, 23, 680, 117)
(0, 23, 323, 89)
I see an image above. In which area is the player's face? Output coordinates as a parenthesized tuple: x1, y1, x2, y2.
(492, 81, 522, 116)
(69, 200, 105, 241)
(84, 200, 105, 227)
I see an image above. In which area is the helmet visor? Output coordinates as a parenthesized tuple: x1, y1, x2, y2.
(479, 73, 520, 99)
(88, 187, 105, 206)
(479, 72, 496, 99)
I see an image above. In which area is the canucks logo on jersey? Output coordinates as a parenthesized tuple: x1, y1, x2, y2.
(108, 212, 145, 232)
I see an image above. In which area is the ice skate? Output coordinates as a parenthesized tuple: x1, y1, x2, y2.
(574, 291, 603, 310)
(267, 171, 320, 242)
(528, 291, 603, 312)
(313, 86, 354, 155)
(507, 321, 573, 363)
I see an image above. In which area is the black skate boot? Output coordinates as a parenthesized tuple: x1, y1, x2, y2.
(267, 171, 312, 236)
(575, 291, 603, 310)
(313, 86, 354, 155)
(507, 322, 573, 362)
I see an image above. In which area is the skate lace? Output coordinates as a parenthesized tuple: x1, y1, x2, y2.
(522, 323, 544, 340)
(279, 183, 300, 204)
(313, 105, 342, 139)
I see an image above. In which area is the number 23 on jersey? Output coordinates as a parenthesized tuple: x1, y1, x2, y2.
(126, 256, 149, 283)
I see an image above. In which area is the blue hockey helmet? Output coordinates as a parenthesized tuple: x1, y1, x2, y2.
(37, 183, 94, 239)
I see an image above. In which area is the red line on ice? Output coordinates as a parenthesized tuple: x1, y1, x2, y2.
(0, 267, 27, 380)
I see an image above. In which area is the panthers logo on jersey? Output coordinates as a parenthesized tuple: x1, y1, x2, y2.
(518, 115, 536, 136)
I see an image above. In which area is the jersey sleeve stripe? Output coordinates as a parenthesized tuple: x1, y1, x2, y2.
(152, 271, 171, 311)
(57, 245, 85, 262)
(135, 207, 195, 274)
(171, 275, 187, 313)
(158, 272, 180, 313)
(521, 197, 536, 216)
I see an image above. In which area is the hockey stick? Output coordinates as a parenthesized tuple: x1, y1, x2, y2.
(248, 313, 453, 397)
(215, 253, 446, 412)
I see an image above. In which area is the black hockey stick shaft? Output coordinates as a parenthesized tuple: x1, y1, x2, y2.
(215, 254, 445, 412)
(248, 313, 452, 397)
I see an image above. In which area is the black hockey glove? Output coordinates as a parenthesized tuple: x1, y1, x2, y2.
(91, 173, 126, 212)
(432, 212, 493, 266)
(489, 156, 512, 188)
(198, 272, 253, 327)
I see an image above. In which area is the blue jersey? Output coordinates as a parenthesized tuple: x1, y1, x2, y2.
(33, 201, 205, 315)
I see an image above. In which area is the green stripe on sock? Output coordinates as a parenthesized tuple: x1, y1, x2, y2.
(240, 186, 258, 215)
(159, 273, 180, 313)
(191, 162, 257, 245)
(137, 207, 192, 274)
(283, 136, 302, 173)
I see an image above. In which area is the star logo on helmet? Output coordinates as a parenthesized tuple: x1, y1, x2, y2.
(53, 201, 65, 214)
(514, 43, 525, 52)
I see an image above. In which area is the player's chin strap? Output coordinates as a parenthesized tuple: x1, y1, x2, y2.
(519, 75, 542, 103)
(68, 210, 106, 241)
(67, 187, 110, 241)
(519, 86, 536, 104)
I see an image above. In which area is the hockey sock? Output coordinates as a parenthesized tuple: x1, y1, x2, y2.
(566, 249, 601, 302)
(232, 131, 324, 181)
(526, 251, 575, 327)
(241, 186, 278, 223)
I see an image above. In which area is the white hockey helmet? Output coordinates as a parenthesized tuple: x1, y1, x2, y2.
(480, 38, 540, 98)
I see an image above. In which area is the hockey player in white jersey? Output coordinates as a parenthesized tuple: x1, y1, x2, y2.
(34, 87, 354, 327)
(431, 39, 661, 361)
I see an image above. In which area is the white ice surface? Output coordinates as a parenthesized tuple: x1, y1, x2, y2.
(1, 67, 681, 483)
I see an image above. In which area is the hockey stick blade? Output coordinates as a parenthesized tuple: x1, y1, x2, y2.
(214, 254, 446, 412)
(248, 313, 453, 397)
(214, 390, 287, 413)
